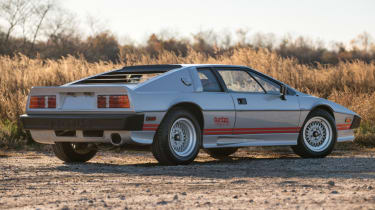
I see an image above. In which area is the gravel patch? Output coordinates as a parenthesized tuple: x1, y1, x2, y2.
(1, 148, 375, 209)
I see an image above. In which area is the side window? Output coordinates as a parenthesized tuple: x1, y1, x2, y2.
(251, 73, 280, 94)
(197, 69, 222, 92)
(217, 70, 264, 93)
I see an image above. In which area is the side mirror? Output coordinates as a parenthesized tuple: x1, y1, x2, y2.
(280, 85, 287, 100)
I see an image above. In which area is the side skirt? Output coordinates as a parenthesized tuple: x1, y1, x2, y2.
(202, 133, 298, 148)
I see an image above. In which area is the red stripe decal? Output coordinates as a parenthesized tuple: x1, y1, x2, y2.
(203, 127, 301, 135)
(337, 123, 351, 126)
(203, 131, 233, 135)
(336, 123, 351, 130)
(233, 130, 300, 134)
(143, 124, 159, 131)
(233, 127, 300, 131)
(204, 128, 233, 131)
(143, 124, 159, 127)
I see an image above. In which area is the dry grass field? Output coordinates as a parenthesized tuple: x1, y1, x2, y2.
(1, 48, 375, 146)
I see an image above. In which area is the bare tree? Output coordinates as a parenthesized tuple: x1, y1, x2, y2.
(45, 8, 77, 38)
(0, 0, 32, 41)
(235, 28, 250, 46)
(157, 28, 180, 41)
(193, 30, 218, 47)
(43, 8, 80, 56)
(219, 29, 232, 49)
(29, 0, 55, 51)
(86, 14, 108, 36)
(356, 32, 373, 52)
(252, 32, 276, 50)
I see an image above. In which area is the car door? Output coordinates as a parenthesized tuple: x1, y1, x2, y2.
(215, 68, 301, 144)
(195, 68, 236, 148)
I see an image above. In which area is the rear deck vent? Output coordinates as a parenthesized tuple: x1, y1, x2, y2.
(74, 65, 182, 85)
(55, 130, 76, 137)
(83, 130, 104, 137)
(76, 73, 146, 84)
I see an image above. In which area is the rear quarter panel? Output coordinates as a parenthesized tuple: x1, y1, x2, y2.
(130, 67, 235, 145)
(132, 67, 234, 112)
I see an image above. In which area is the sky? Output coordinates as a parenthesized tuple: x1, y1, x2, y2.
(61, 0, 375, 45)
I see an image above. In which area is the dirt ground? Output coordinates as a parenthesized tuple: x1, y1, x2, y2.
(1, 146, 375, 209)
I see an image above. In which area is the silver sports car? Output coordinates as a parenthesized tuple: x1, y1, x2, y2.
(21, 64, 361, 165)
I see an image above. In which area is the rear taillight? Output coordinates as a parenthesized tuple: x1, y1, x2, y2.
(97, 96, 107, 108)
(97, 95, 130, 108)
(29, 96, 45, 108)
(48, 95, 56, 108)
(29, 95, 56, 109)
(109, 95, 129, 108)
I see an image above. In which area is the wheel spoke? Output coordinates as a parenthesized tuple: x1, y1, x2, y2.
(169, 118, 197, 157)
(303, 116, 332, 152)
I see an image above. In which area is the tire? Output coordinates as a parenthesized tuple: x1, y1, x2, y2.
(52, 142, 97, 163)
(204, 147, 238, 159)
(152, 108, 202, 165)
(292, 109, 337, 158)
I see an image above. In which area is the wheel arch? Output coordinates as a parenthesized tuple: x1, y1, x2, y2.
(309, 104, 335, 120)
(163, 102, 204, 130)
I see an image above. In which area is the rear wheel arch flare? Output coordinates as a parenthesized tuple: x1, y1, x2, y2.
(164, 102, 204, 130)
(309, 105, 335, 120)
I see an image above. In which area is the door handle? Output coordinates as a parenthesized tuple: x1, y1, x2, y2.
(237, 98, 247, 105)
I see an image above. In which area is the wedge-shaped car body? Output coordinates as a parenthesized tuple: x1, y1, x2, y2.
(21, 64, 361, 165)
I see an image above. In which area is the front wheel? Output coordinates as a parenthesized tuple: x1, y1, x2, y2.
(152, 108, 201, 165)
(292, 109, 337, 158)
(52, 142, 97, 163)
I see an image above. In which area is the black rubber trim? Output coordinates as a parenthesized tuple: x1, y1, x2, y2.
(20, 114, 144, 130)
(350, 115, 361, 129)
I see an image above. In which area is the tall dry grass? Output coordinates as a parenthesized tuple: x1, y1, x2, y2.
(1, 48, 375, 146)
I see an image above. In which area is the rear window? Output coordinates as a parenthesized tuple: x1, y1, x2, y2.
(74, 65, 182, 85)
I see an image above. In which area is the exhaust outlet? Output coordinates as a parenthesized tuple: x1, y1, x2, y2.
(110, 133, 125, 146)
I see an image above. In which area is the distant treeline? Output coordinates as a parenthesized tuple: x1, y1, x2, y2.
(0, 0, 374, 65)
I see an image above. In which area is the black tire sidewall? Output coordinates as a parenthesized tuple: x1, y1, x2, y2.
(156, 109, 202, 164)
(52, 142, 97, 162)
(204, 147, 238, 159)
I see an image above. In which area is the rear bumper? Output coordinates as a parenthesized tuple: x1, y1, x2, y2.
(20, 114, 144, 130)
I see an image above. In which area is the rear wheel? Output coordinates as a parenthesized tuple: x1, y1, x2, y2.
(204, 147, 238, 159)
(52, 142, 97, 163)
(292, 109, 336, 158)
(152, 108, 201, 165)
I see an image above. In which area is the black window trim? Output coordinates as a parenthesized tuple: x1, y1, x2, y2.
(211, 68, 228, 92)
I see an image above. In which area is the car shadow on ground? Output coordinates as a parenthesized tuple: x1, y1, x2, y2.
(54, 151, 375, 180)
